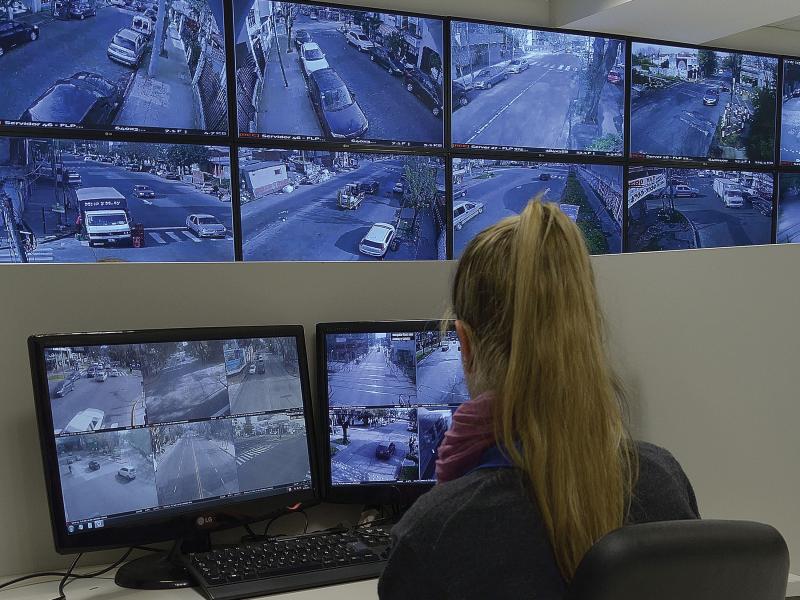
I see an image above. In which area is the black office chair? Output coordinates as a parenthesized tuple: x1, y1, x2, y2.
(567, 520, 789, 600)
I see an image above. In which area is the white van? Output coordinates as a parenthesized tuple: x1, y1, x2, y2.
(453, 200, 484, 230)
(76, 187, 132, 247)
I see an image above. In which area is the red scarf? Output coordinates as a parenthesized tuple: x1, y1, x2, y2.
(435, 392, 496, 483)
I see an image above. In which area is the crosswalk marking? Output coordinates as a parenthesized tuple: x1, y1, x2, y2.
(236, 443, 277, 466)
(166, 231, 182, 242)
(149, 232, 167, 244)
(183, 230, 202, 243)
(0, 247, 54, 263)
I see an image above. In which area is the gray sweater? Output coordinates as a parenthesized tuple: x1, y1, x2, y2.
(378, 442, 699, 600)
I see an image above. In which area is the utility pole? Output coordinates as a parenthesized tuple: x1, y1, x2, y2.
(148, 0, 167, 78)
(1, 194, 28, 263)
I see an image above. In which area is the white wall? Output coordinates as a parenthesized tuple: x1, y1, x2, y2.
(1, 245, 799, 575)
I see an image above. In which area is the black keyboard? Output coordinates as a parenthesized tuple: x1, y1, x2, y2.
(186, 526, 393, 599)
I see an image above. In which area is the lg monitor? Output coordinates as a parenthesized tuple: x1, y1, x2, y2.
(316, 321, 469, 504)
(232, 0, 444, 149)
(450, 19, 626, 157)
(0, 0, 229, 136)
(630, 42, 777, 166)
(28, 326, 315, 587)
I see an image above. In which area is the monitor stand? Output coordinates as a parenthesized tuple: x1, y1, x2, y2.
(115, 536, 206, 590)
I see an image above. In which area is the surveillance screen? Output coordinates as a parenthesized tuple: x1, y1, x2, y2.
(42, 336, 310, 534)
(627, 166, 773, 252)
(452, 159, 623, 257)
(781, 60, 800, 166)
(240, 148, 446, 261)
(778, 174, 800, 244)
(0, 138, 233, 264)
(0, 0, 228, 136)
(233, 1, 444, 148)
(631, 43, 777, 165)
(450, 21, 625, 156)
(325, 328, 468, 486)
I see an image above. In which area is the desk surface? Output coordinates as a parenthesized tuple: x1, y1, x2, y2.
(3, 571, 799, 599)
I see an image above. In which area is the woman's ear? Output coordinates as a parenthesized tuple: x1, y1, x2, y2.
(455, 320, 473, 374)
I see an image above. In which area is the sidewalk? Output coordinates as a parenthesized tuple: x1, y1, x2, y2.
(115, 25, 197, 129)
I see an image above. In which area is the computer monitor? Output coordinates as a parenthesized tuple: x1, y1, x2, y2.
(28, 326, 316, 586)
(316, 321, 469, 504)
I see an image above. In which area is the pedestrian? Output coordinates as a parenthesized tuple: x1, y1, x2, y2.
(68, 464, 72, 474)
(378, 198, 699, 600)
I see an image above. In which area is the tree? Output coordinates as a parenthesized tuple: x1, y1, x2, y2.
(385, 31, 404, 58)
(746, 87, 777, 162)
(165, 144, 211, 171)
(697, 49, 718, 78)
(403, 157, 438, 231)
(577, 38, 621, 126)
(723, 54, 742, 83)
(333, 409, 360, 444)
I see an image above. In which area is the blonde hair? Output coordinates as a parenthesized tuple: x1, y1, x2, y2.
(452, 198, 637, 581)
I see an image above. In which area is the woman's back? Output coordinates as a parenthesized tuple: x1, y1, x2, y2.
(378, 442, 699, 600)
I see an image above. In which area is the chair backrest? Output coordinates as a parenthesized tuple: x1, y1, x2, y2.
(567, 520, 789, 600)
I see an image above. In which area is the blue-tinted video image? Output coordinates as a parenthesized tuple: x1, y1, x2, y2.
(631, 43, 777, 165)
(778, 174, 800, 244)
(452, 159, 623, 257)
(451, 21, 625, 155)
(627, 167, 773, 252)
(781, 60, 800, 166)
(240, 148, 445, 261)
(0, 138, 233, 264)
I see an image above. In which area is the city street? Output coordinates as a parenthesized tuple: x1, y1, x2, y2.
(154, 425, 238, 505)
(418, 407, 454, 480)
(228, 354, 303, 415)
(254, 15, 442, 145)
(58, 430, 157, 522)
(778, 183, 800, 244)
(628, 174, 771, 251)
(328, 347, 416, 407)
(234, 432, 309, 492)
(631, 80, 729, 159)
(49, 371, 145, 433)
(331, 419, 410, 483)
(781, 96, 800, 164)
(416, 345, 468, 405)
(144, 357, 229, 424)
(242, 158, 440, 261)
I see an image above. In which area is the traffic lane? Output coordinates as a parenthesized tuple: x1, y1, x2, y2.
(336, 422, 409, 481)
(780, 97, 800, 159)
(194, 437, 238, 499)
(230, 365, 302, 414)
(416, 349, 467, 405)
(145, 365, 229, 422)
(237, 435, 309, 491)
(51, 374, 143, 431)
(155, 436, 201, 505)
(452, 54, 579, 145)
(311, 28, 441, 144)
(329, 352, 416, 406)
(631, 82, 727, 157)
(778, 191, 800, 243)
(0, 7, 134, 118)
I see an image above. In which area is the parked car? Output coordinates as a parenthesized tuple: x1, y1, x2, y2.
(109, 0, 126, 6)
(67, 2, 96, 19)
(440, 343, 449, 351)
(703, 88, 719, 106)
(368, 45, 405, 75)
(507, 58, 529, 73)
(403, 68, 443, 117)
(392, 181, 403, 194)
(0, 19, 39, 57)
(107, 28, 146, 67)
(109, 368, 122, 377)
(54, 379, 75, 397)
(63, 408, 104, 433)
(308, 68, 368, 140)
(452, 200, 484, 230)
(452, 80, 478, 109)
(539, 173, 551, 181)
(750, 195, 773, 217)
(88, 460, 101, 471)
(375, 442, 396, 459)
(20, 72, 123, 127)
(359, 223, 397, 258)
(132, 184, 155, 198)
(186, 213, 226, 238)
(607, 69, 623, 84)
(357, 180, 379, 195)
(67, 172, 82, 186)
(249, 363, 256, 375)
(117, 466, 136, 480)
(293, 29, 311, 49)
(299, 42, 328, 76)
(164, 172, 180, 180)
(673, 184, 699, 197)
(472, 66, 508, 90)
(345, 30, 374, 52)
(143, 7, 156, 21)
(95, 370, 108, 382)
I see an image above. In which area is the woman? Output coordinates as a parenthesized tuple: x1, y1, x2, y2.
(378, 200, 699, 599)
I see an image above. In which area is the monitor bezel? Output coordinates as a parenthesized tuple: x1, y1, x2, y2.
(316, 319, 464, 505)
(28, 325, 317, 554)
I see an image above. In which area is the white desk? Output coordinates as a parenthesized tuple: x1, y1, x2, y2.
(3, 571, 799, 599)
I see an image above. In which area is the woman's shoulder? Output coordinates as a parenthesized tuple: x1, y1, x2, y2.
(630, 440, 700, 522)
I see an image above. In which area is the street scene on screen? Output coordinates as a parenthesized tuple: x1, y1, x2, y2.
(452, 159, 623, 257)
(628, 167, 773, 251)
(778, 174, 800, 244)
(451, 22, 624, 154)
(415, 329, 468, 405)
(240, 149, 445, 261)
(417, 406, 455, 480)
(0, 138, 233, 264)
(234, 1, 443, 146)
(0, 0, 228, 134)
(781, 61, 800, 166)
(631, 43, 777, 164)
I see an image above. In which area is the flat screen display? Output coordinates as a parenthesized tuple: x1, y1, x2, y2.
(0, 137, 234, 264)
(39, 335, 311, 535)
(239, 147, 445, 261)
(323, 327, 468, 486)
(631, 42, 777, 165)
(780, 59, 800, 166)
(0, 0, 229, 136)
(627, 166, 773, 251)
(233, 0, 444, 148)
(450, 21, 625, 156)
(778, 174, 800, 244)
(452, 159, 623, 256)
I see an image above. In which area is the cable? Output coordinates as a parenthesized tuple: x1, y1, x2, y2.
(264, 509, 309, 537)
(52, 554, 81, 600)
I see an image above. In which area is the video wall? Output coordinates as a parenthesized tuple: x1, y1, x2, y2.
(0, 0, 797, 264)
